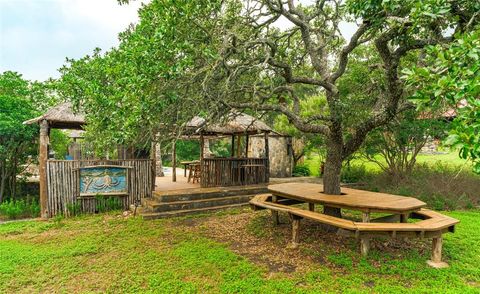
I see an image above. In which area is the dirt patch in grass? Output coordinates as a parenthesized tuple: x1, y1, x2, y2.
(174, 210, 431, 275)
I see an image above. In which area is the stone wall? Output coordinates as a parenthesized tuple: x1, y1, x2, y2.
(250, 135, 293, 178)
(420, 137, 441, 154)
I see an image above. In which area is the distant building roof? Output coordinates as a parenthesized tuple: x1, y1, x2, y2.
(186, 112, 272, 135)
(23, 102, 85, 129)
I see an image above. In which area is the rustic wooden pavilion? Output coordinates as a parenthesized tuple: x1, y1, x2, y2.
(24, 103, 153, 218)
(172, 112, 272, 188)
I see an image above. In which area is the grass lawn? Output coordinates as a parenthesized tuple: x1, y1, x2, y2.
(304, 151, 471, 176)
(1, 208, 479, 293)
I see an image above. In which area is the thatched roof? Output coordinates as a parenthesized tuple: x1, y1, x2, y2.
(23, 102, 85, 129)
(186, 112, 272, 135)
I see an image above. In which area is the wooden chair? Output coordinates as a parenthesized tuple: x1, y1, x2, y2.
(191, 163, 201, 184)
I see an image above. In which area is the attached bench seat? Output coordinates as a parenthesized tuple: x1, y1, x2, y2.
(250, 194, 458, 233)
(250, 194, 459, 268)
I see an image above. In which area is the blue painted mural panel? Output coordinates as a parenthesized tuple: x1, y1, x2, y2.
(79, 166, 128, 195)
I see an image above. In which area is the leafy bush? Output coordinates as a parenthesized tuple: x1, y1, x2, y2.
(293, 165, 311, 177)
(341, 165, 368, 183)
(94, 195, 123, 213)
(355, 163, 480, 210)
(66, 202, 82, 216)
(0, 198, 40, 220)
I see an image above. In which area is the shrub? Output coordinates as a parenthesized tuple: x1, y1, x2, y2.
(94, 195, 123, 213)
(66, 202, 82, 216)
(293, 164, 311, 177)
(341, 165, 368, 183)
(361, 163, 480, 210)
(0, 198, 40, 220)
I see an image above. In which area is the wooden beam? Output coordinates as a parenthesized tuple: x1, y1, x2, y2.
(231, 135, 235, 157)
(150, 141, 156, 190)
(245, 134, 249, 158)
(39, 119, 49, 218)
(264, 132, 270, 182)
(236, 135, 241, 157)
(200, 134, 205, 160)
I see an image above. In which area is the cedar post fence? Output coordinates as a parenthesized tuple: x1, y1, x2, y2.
(201, 158, 269, 188)
(45, 159, 153, 217)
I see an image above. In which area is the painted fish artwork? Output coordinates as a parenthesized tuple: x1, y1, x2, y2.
(80, 167, 128, 195)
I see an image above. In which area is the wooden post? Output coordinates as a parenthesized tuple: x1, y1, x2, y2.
(427, 237, 449, 268)
(264, 132, 270, 182)
(39, 119, 49, 218)
(271, 195, 279, 225)
(360, 211, 371, 256)
(172, 140, 177, 182)
(245, 134, 249, 158)
(236, 134, 241, 157)
(231, 135, 235, 157)
(400, 213, 408, 223)
(291, 215, 301, 248)
(150, 141, 156, 191)
(308, 203, 315, 212)
(200, 134, 205, 160)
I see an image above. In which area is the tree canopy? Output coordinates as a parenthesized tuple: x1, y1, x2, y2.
(58, 0, 479, 200)
(0, 72, 39, 201)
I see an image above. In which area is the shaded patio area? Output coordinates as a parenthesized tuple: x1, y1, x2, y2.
(155, 167, 200, 192)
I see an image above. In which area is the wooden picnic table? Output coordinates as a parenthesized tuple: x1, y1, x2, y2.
(268, 182, 426, 215)
(180, 160, 200, 177)
(268, 182, 428, 257)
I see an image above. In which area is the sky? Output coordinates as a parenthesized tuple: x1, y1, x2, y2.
(0, 0, 356, 82)
(0, 0, 144, 81)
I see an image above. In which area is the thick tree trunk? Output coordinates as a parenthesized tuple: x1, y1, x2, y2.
(322, 139, 343, 218)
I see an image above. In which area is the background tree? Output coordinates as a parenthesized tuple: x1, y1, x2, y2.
(363, 110, 449, 178)
(59, 0, 478, 217)
(405, 26, 480, 173)
(58, 0, 224, 154)
(194, 0, 477, 216)
(0, 72, 38, 201)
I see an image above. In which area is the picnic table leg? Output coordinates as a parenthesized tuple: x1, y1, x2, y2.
(400, 213, 408, 223)
(290, 214, 302, 248)
(427, 237, 449, 268)
(184, 164, 187, 177)
(360, 212, 371, 256)
(271, 195, 279, 225)
(308, 203, 315, 212)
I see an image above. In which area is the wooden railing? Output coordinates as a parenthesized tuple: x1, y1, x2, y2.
(201, 158, 269, 188)
(46, 159, 153, 217)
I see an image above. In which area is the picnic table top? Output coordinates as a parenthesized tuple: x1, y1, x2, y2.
(268, 183, 427, 213)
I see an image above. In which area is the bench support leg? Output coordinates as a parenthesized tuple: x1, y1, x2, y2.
(308, 203, 315, 212)
(400, 213, 408, 223)
(271, 195, 279, 225)
(290, 215, 301, 248)
(360, 212, 370, 256)
(360, 237, 370, 256)
(271, 211, 279, 225)
(427, 237, 449, 268)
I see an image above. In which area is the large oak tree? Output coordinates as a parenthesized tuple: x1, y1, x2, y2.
(60, 0, 479, 216)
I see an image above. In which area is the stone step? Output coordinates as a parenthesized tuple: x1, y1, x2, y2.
(145, 195, 254, 213)
(152, 185, 268, 203)
(140, 202, 249, 220)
